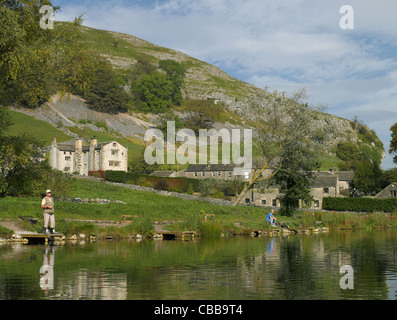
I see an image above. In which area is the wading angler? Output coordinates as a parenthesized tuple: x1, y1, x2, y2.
(144, 121, 252, 176)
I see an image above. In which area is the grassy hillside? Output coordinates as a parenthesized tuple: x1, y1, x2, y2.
(79, 25, 258, 103)
(5, 23, 385, 171)
(5, 110, 73, 145)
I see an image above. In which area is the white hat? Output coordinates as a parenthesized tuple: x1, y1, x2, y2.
(46, 190, 52, 193)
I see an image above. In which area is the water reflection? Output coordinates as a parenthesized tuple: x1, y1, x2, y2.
(40, 248, 55, 292)
(1, 231, 397, 300)
(37, 248, 128, 300)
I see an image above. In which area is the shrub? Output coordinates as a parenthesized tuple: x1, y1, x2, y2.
(181, 212, 202, 231)
(200, 221, 223, 238)
(105, 171, 201, 193)
(322, 197, 397, 213)
(89, 170, 106, 179)
(154, 179, 169, 191)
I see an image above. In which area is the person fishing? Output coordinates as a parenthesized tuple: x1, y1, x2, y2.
(266, 209, 277, 226)
(41, 190, 58, 234)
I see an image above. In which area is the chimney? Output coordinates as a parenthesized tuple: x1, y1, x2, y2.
(75, 138, 82, 152)
(52, 138, 57, 147)
(91, 136, 97, 148)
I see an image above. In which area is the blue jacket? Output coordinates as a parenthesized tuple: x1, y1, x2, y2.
(266, 212, 274, 220)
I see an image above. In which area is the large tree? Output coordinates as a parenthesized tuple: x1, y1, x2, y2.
(390, 123, 397, 165)
(0, 0, 94, 107)
(232, 88, 328, 214)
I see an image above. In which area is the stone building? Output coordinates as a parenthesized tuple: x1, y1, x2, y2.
(181, 163, 252, 181)
(333, 171, 354, 193)
(49, 138, 128, 176)
(238, 171, 351, 210)
(375, 182, 397, 199)
(150, 163, 354, 209)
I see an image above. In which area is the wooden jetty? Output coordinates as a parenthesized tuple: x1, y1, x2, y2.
(19, 233, 65, 245)
(157, 231, 196, 241)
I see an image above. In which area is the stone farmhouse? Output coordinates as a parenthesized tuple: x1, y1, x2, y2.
(150, 164, 354, 209)
(375, 182, 397, 199)
(49, 137, 128, 176)
(243, 172, 345, 210)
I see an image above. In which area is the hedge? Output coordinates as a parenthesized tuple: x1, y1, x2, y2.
(105, 170, 245, 197)
(322, 197, 397, 213)
(105, 171, 201, 193)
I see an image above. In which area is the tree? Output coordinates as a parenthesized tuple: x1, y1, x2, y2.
(350, 160, 383, 196)
(156, 113, 186, 139)
(274, 138, 318, 215)
(159, 59, 186, 105)
(0, 1, 94, 107)
(128, 149, 160, 174)
(335, 142, 361, 162)
(232, 88, 328, 213)
(135, 71, 176, 113)
(0, 107, 72, 197)
(0, 132, 44, 196)
(381, 168, 397, 188)
(84, 59, 129, 114)
(390, 123, 397, 165)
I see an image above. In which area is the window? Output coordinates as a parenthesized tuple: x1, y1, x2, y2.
(109, 161, 120, 167)
(212, 172, 216, 176)
(391, 190, 397, 198)
(323, 187, 329, 194)
(194, 172, 198, 177)
(228, 172, 232, 178)
(113, 143, 117, 147)
(63, 167, 70, 172)
(111, 149, 119, 155)
(218, 172, 221, 176)
(245, 198, 251, 204)
(314, 200, 320, 207)
(262, 200, 267, 205)
(272, 199, 277, 207)
(202, 172, 205, 176)
(65, 156, 71, 161)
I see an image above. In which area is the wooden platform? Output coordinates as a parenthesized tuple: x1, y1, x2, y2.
(20, 233, 64, 245)
(159, 231, 196, 240)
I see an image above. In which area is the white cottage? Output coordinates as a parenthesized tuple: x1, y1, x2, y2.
(49, 138, 128, 175)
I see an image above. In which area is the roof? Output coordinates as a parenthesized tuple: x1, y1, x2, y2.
(375, 182, 397, 198)
(150, 171, 176, 177)
(310, 170, 354, 181)
(185, 164, 237, 172)
(334, 171, 354, 181)
(309, 174, 338, 188)
(56, 140, 122, 152)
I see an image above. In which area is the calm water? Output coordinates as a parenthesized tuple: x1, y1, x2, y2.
(1, 230, 397, 300)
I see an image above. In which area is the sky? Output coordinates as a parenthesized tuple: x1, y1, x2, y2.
(51, 0, 397, 169)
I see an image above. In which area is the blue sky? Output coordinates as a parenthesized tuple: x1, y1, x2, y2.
(52, 0, 397, 169)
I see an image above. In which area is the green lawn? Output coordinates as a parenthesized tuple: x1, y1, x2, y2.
(0, 177, 288, 234)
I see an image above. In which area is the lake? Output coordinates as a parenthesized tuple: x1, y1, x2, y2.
(1, 230, 397, 300)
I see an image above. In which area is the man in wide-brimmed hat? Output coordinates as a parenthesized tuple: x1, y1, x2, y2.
(41, 189, 58, 234)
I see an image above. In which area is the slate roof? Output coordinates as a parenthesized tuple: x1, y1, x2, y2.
(57, 141, 118, 152)
(150, 171, 176, 177)
(309, 174, 338, 188)
(185, 164, 237, 172)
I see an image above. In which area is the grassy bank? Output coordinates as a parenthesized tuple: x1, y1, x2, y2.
(1, 177, 396, 239)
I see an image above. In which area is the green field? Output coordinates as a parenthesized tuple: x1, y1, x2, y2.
(1, 176, 396, 239)
(0, 177, 295, 237)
